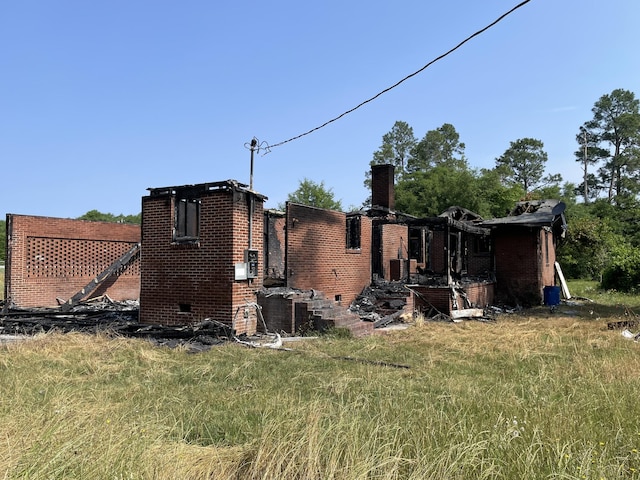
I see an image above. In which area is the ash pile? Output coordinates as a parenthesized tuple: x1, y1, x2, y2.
(350, 280, 413, 328)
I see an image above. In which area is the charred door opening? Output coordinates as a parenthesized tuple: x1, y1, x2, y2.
(372, 224, 382, 278)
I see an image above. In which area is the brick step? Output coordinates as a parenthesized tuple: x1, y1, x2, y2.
(297, 292, 374, 337)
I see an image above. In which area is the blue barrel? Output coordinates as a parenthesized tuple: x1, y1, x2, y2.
(543, 286, 561, 306)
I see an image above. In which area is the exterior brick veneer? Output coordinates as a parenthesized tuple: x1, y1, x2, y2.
(139, 182, 265, 334)
(285, 203, 372, 307)
(5, 214, 140, 308)
(492, 227, 555, 306)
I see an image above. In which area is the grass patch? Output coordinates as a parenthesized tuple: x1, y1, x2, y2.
(1, 280, 639, 478)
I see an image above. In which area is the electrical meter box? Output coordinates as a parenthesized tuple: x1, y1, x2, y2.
(244, 249, 259, 278)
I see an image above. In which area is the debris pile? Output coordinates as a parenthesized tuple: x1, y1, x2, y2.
(350, 280, 412, 327)
(0, 296, 233, 352)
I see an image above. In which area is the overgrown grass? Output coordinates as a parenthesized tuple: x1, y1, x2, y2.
(569, 279, 640, 309)
(1, 281, 639, 478)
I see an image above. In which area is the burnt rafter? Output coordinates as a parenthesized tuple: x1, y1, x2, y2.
(409, 216, 491, 236)
(60, 243, 141, 312)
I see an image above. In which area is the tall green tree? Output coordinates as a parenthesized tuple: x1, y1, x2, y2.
(395, 166, 475, 217)
(495, 138, 561, 197)
(556, 214, 622, 281)
(474, 168, 524, 218)
(281, 178, 342, 211)
(581, 88, 640, 204)
(574, 127, 609, 203)
(366, 121, 416, 187)
(408, 123, 467, 172)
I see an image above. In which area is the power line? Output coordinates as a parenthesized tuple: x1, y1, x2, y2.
(263, 0, 532, 152)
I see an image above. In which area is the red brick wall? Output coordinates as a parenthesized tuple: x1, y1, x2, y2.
(493, 227, 553, 306)
(411, 282, 495, 315)
(5, 214, 140, 308)
(285, 203, 371, 306)
(139, 187, 264, 334)
(379, 223, 408, 281)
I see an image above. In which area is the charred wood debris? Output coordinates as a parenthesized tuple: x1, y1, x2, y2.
(0, 280, 503, 352)
(0, 296, 232, 353)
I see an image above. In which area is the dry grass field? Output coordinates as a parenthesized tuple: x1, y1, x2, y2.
(0, 281, 639, 479)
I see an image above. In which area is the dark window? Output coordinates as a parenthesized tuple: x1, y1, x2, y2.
(174, 197, 200, 242)
(346, 216, 361, 250)
(473, 236, 491, 254)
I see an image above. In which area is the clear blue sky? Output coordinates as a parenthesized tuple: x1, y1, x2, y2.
(2, 0, 639, 218)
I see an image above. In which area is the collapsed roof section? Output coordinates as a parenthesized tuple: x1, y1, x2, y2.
(480, 200, 567, 238)
(409, 211, 491, 236)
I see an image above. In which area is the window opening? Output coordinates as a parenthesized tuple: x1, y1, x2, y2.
(174, 196, 200, 242)
(409, 227, 425, 263)
(346, 216, 361, 250)
(474, 236, 491, 254)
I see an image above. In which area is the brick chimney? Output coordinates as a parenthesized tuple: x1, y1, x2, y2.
(371, 164, 395, 210)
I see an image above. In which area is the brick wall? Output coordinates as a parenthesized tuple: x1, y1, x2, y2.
(5, 214, 140, 308)
(371, 164, 395, 210)
(285, 203, 371, 306)
(256, 290, 297, 333)
(379, 223, 408, 281)
(411, 282, 495, 315)
(493, 226, 553, 306)
(139, 185, 264, 334)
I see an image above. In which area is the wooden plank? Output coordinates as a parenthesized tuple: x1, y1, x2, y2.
(450, 308, 484, 320)
(555, 261, 571, 299)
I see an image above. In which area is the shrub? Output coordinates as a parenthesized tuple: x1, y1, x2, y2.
(601, 243, 640, 292)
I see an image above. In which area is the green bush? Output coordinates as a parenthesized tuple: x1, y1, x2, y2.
(601, 243, 640, 292)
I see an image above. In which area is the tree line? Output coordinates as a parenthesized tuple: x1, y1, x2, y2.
(366, 88, 640, 216)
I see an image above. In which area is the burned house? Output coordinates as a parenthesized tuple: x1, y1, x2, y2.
(404, 207, 495, 317)
(3, 164, 567, 337)
(258, 164, 497, 330)
(480, 199, 567, 306)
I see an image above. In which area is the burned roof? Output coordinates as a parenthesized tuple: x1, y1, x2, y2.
(410, 208, 490, 236)
(146, 179, 267, 201)
(480, 200, 567, 232)
(438, 206, 484, 223)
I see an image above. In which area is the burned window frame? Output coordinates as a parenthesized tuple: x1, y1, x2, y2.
(173, 195, 201, 243)
(473, 235, 491, 255)
(346, 215, 361, 250)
